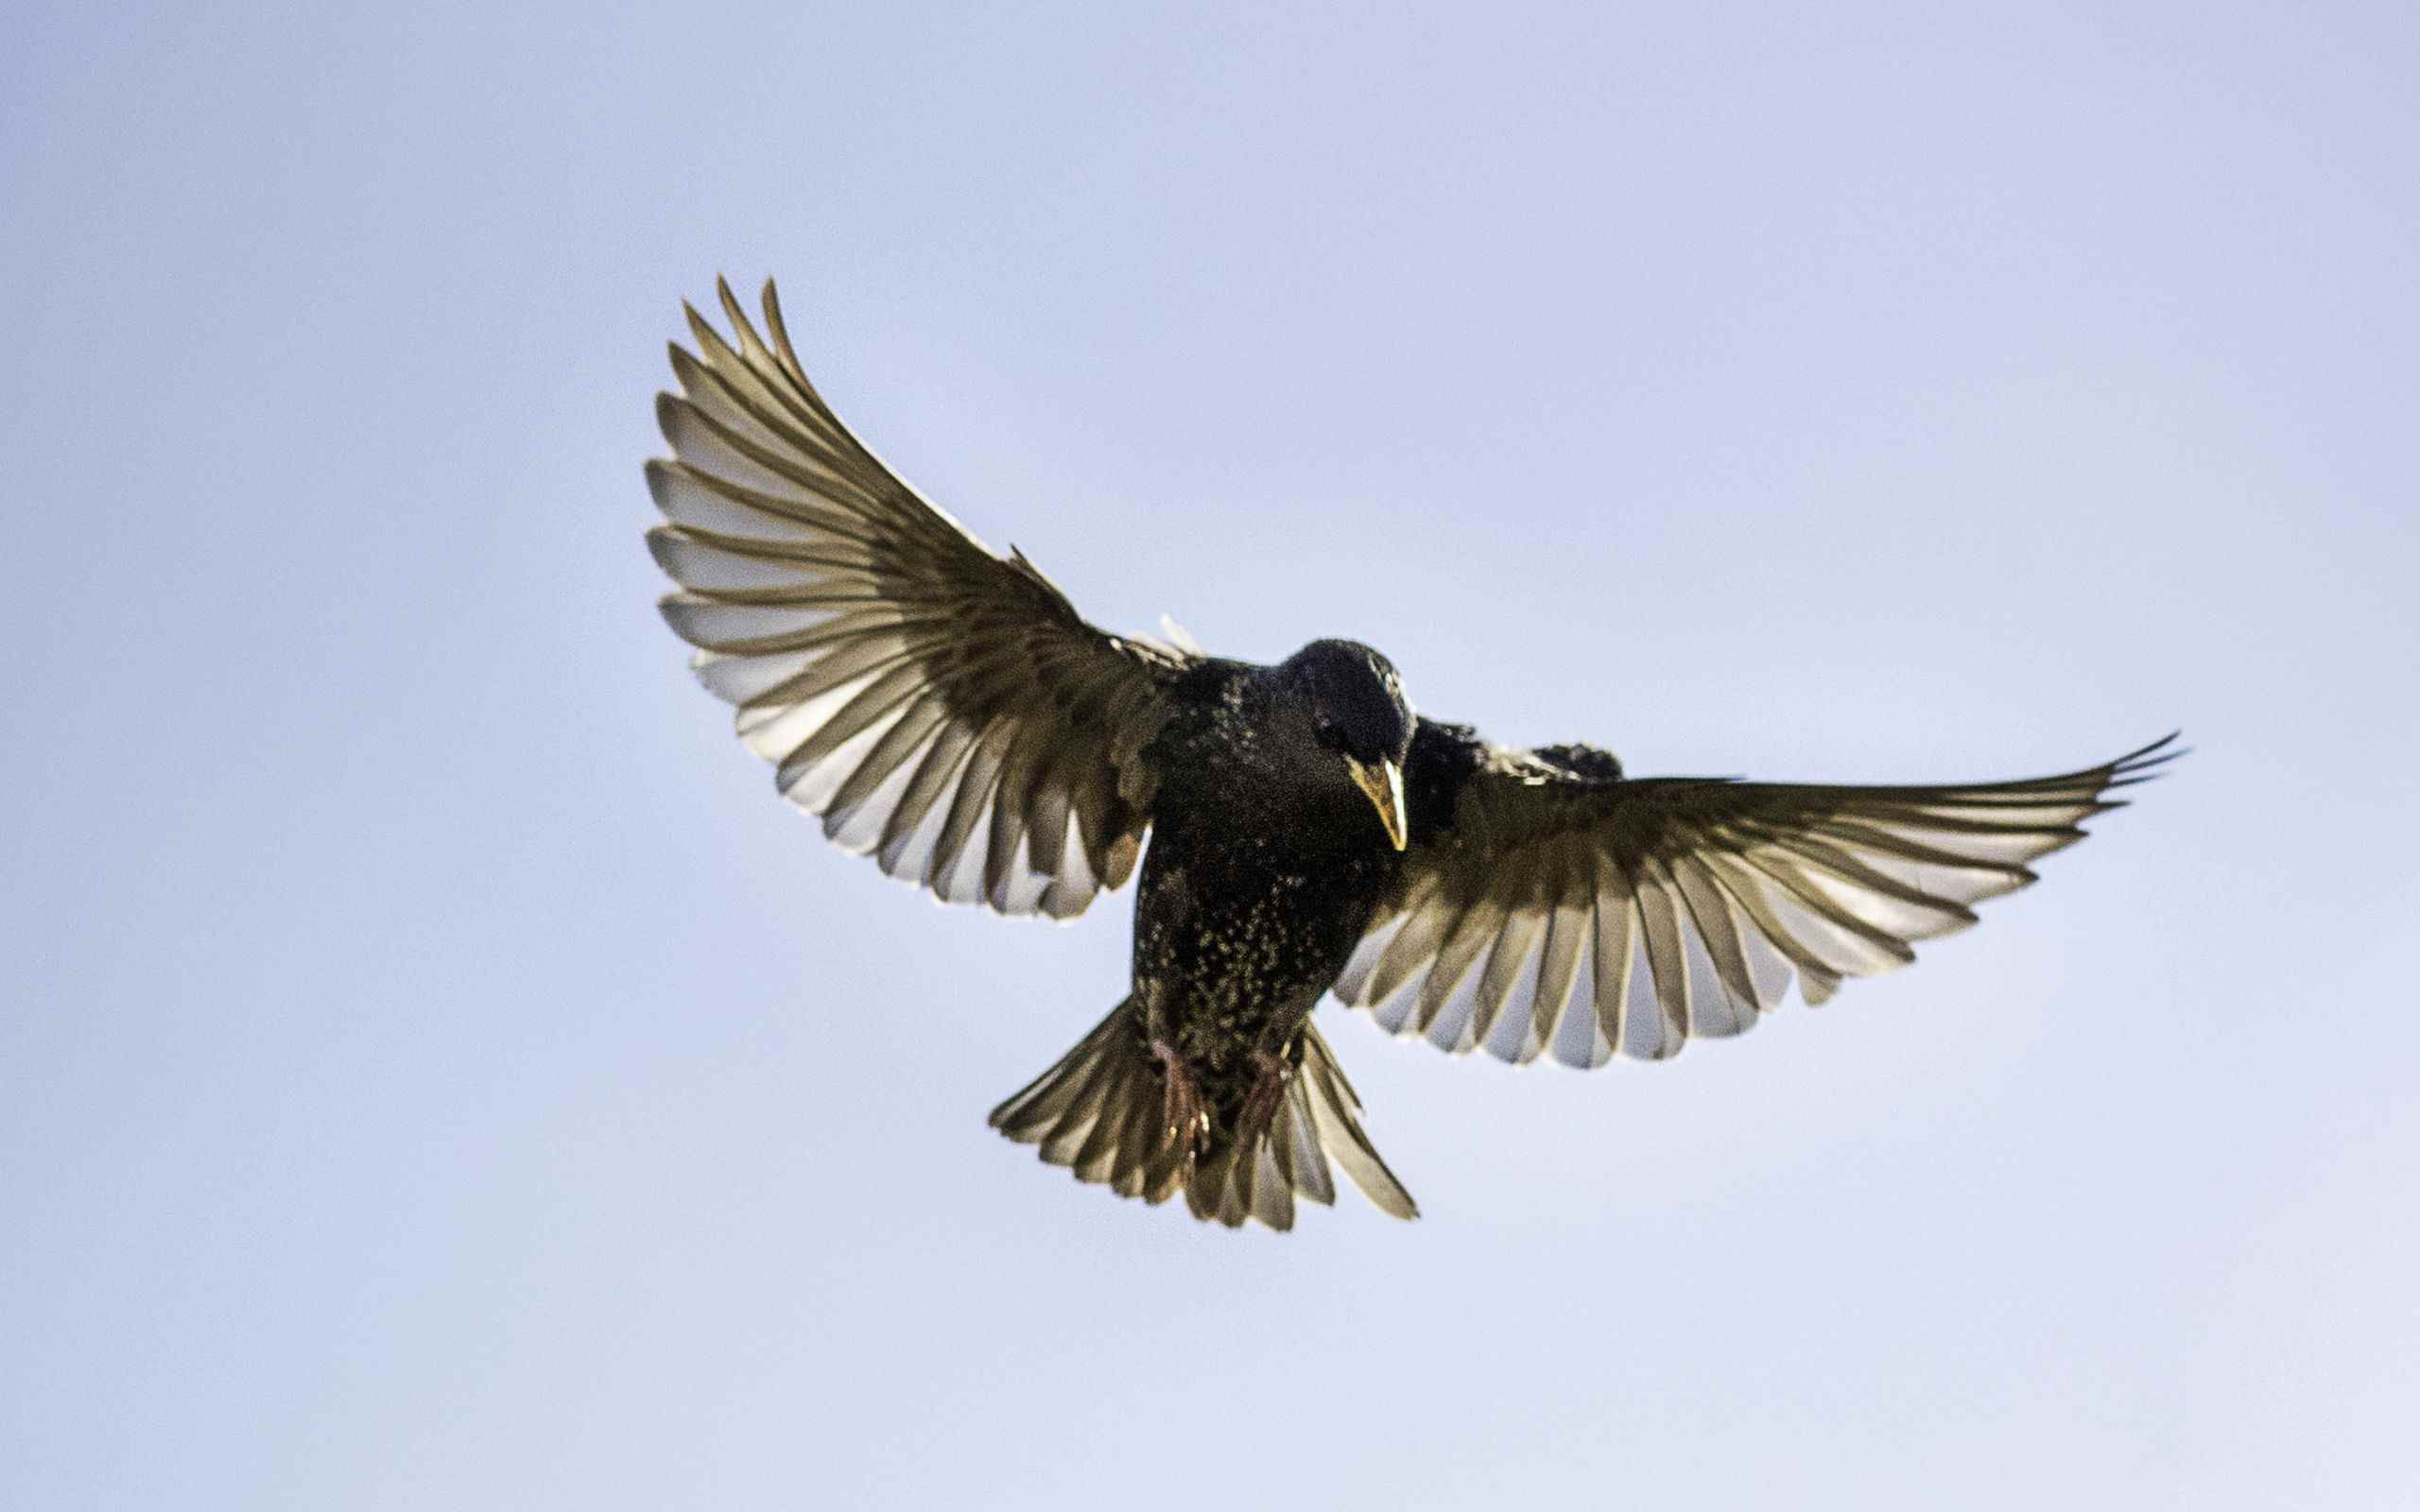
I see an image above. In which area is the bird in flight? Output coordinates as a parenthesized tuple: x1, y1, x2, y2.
(647, 278, 2177, 1230)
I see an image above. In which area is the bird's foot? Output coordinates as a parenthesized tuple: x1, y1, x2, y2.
(1149, 1037, 1209, 1154)
(1239, 1047, 1289, 1139)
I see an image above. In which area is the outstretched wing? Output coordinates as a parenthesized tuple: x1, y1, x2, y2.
(1335, 724, 2180, 1065)
(647, 278, 1194, 919)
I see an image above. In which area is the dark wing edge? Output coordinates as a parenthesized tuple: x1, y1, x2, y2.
(1334, 724, 2183, 1066)
(646, 277, 1196, 919)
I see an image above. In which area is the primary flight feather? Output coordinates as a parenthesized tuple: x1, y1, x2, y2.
(648, 277, 2178, 1230)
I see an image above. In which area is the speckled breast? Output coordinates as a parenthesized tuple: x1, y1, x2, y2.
(1132, 819, 1395, 1080)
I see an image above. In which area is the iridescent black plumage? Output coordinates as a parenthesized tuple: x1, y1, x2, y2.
(648, 278, 2179, 1229)
(1126, 646, 1416, 1219)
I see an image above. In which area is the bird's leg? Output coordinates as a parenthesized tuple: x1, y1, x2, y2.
(1238, 1042, 1290, 1140)
(1138, 989, 1207, 1154)
(1148, 1037, 1207, 1153)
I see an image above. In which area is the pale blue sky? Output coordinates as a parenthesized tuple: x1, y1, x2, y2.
(5, 3, 2415, 1508)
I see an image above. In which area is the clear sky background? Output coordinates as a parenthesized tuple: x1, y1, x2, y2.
(5, 4, 2415, 1508)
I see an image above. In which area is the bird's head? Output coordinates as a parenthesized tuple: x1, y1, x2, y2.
(1274, 639, 1414, 850)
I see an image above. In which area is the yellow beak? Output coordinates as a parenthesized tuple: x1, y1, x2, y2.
(1347, 757, 1409, 851)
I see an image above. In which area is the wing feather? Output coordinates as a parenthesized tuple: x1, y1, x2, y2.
(1340, 723, 2178, 1067)
(648, 278, 1196, 918)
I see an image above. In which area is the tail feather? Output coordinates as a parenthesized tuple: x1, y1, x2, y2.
(994, 1002, 1190, 1207)
(1299, 1026, 1416, 1220)
(989, 1000, 1418, 1230)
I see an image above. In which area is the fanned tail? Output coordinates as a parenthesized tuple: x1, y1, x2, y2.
(988, 1000, 1192, 1208)
(988, 1003, 1418, 1231)
(1181, 1022, 1421, 1230)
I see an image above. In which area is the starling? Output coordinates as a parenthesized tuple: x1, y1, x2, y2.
(647, 278, 2179, 1230)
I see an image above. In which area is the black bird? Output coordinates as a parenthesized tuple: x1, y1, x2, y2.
(647, 278, 2178, 1230)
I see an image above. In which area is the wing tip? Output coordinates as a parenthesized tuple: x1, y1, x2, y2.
(2111, 730, 2187, 773)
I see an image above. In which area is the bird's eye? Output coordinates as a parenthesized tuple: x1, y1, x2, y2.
(1314, 716, 1343, 749)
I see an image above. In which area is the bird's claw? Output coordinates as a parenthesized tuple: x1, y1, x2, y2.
(1239, 1046, 1288, 1138)
(1150, 1037, 1209, 1153)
